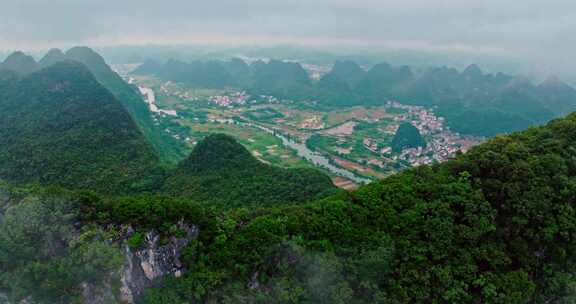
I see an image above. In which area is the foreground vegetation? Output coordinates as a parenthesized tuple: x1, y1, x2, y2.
(3, 113, 576, 303)
(137, 113, 576, 303)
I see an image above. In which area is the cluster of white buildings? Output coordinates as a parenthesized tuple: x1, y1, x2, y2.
(385, 101, 480, 167)
(159, 81, 197, 101)
(208, 92, 248, 107)
(207, 93, 284, 107)
(363, 138, 380, 153)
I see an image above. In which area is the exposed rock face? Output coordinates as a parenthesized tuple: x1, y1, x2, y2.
(0, 184, 197, 304)
(0, 294, 32, 304)
(81, 281, 116, 304)
(119, 222, 198, 303)
(0, 293, 8, 303)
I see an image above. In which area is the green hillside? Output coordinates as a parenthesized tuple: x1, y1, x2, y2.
(0, 61, 336, 201)
(64, 47, 188, 163)
(164, 134, 338, 207)
(0, 52, 337, 201)
(0, 51, 39, 76)
(2, 49, 576, 303)
(391, 122, 427, 152)
(0, 61, 160, 193)
(2, 94, 576, 303)
(130, 113, 576, 303)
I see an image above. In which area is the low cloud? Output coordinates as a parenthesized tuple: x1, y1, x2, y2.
(1, 0, 575, 77)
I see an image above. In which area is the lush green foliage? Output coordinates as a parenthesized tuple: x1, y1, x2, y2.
(0, 185, 123, 303)
(0, 59, 336, 204)
(3, 112, 576, 303)
(0, 61, 161, 194)
(1, 48, 187, 163)
(164, 134, 339, 207)
(64, 47, 189, 163)
(3, 48, 576, 303)
(101, 113, 576, 303)
(391, 122, 426, 152)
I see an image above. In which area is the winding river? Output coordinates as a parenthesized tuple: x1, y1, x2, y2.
(134, 83, 370, 185)
(137, 85, 178, 117)
(239, 121, 372, 184)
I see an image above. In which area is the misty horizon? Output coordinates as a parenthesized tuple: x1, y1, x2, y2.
(1, 0, 575, 80)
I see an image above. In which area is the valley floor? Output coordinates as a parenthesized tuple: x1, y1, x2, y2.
(115, 67, 484, 188)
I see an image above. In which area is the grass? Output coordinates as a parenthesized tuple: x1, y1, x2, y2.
(130, 78, 403, 182)
(179, 120, 314, 169)
(323, 106, 391, 127)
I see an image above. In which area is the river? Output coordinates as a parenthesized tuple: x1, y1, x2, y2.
(137, 85, 178, 117)
(135, 83, 370, 185)
(239, 121, 372, 184)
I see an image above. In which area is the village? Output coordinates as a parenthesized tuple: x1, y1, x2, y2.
(384, 101, 481, 166)
(310, 100, 482, 172)
(120, 68, 483, 184)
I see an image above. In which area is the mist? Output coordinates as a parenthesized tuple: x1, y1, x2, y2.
(0, 1, 575, 79)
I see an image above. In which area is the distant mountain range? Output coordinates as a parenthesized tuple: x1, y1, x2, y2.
(134, 58, 576, 137)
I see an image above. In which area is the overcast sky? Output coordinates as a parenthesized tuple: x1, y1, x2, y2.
(0, 0, 575, 74)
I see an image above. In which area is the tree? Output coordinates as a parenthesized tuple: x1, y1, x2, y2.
(391, 122, 426, 153)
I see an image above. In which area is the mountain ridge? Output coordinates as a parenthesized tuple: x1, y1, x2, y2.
(132, 57, 576, 136)
(0, 60, 160, 193)
(2, 47, 189, 163)
(164, 133, 338, 207)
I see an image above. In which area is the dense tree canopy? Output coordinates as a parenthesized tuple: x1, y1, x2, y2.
(164, 134, 339, 207)
(391, 122, 426, 152)
(0, 58, 337, 204)
(0, 61, 160, 194)
(2, 107, 576, 304)
(0, 185, 123, 303)
(80, 113, 576, 303)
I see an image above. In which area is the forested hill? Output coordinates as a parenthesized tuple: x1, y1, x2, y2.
(136, 111, 576, 303)
(163, 134, 338, 207)
(63, 47, 188, 162)
(2, 48, 576, 303)
(0, 51, 39, 76)
(0, 57, 337, 201)
(3, 107, 576, 303)
(0, 63, 336, 201)
(0, 48, 187, 163)
(391, 122, 426, 152)
(0, 61, 159, 193)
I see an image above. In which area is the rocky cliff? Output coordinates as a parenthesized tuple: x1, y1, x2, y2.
(0, 220, 198, 304)
(118, 222, 198, 303)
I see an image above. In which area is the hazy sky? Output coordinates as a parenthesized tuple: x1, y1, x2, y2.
(0, 0, 574, 72)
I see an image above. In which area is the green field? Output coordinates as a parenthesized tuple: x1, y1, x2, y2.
(130, 78, 439, 184)
(178, 120, 314, 169)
